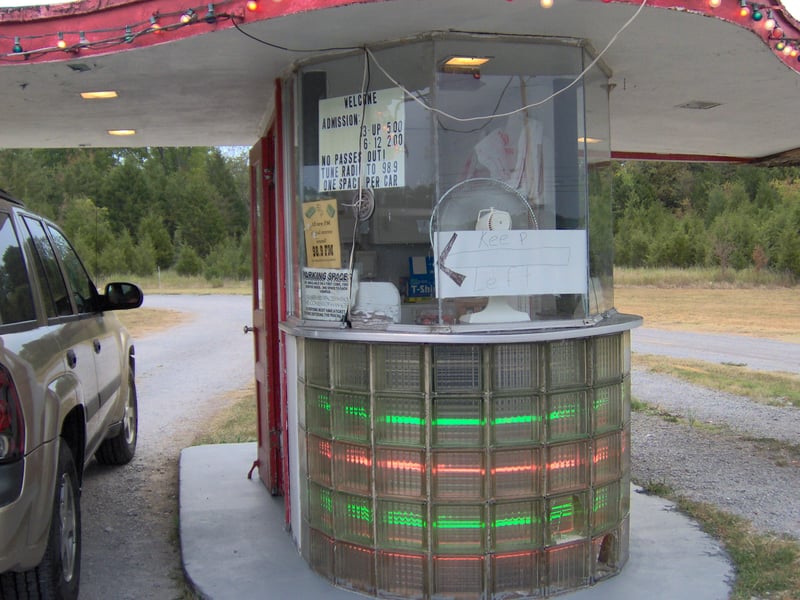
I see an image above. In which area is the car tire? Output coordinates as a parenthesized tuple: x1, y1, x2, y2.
(0, 440, 81, 600)
(95, 372, 137, 466)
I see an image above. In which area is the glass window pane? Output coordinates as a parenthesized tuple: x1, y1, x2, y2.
(23, 217, 72, 317)
(0, 213, 35, 325)
(47, 225, 97, 314)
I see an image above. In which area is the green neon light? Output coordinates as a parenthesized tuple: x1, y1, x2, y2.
(492, 415, 543, 425)
(593, 490, 609, 513)
(385, 511, 426, 528)
(593, 396, 609, 411)
(317, 393, 330, 412)
(549, 406, 577, 421)
(433, 519, 484, 530)
(549, 502, 574, 521)
(344, 405, 368, 419)
(433, 418, 485, 427)
(494, 516, 534, 528)
(320, 489, 332, 512)
(347, 504, 373, 522)
(382, 416, 425, 426)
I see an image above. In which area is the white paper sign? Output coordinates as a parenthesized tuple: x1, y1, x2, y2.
(433, 229, 588, 298)
(318, 88, 405, 191)
(302, 268, 351, 321)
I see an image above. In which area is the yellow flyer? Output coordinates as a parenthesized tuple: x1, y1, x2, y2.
(302, 198, 342, 268)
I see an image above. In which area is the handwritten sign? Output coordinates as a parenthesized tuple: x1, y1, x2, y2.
(318, 88, 405, 191)
(303, 199, 342, 268)
(302, 268, 351, 321)
(433, 229, 588, 298)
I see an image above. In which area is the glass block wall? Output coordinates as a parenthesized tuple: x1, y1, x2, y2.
(298, 332, 631, 599)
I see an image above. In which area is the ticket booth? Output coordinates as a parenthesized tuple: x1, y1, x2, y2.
(251, 33, 641, 599)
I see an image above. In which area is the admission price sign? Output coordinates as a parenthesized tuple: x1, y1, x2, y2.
(319, 87, 405, 192)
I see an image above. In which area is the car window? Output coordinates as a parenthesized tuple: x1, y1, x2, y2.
(0, 212, 36, 325)
(22, 216, 73, 318)
(46, 225, 97, 314)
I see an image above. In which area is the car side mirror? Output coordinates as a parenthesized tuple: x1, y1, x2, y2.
(102, 282, 144, 311)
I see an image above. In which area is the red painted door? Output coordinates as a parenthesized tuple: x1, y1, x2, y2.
(249, 123, 282, 496)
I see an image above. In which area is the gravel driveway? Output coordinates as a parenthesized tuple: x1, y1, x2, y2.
(79, 295, 253, 600)
(73, 297, 798, 598)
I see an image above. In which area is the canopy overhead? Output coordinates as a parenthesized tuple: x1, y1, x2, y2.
(1, 0, 798, 164)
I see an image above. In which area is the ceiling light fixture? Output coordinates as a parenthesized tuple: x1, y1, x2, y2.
(81, 91, 119, 99)
(107, 129, 136, 136)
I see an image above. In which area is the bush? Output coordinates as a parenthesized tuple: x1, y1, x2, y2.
(175, 245, 203, 276)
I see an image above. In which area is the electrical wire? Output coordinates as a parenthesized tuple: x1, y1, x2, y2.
(365, 0, 648, 123)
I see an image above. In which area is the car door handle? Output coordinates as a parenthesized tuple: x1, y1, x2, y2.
(93, 339, 102, 353)
(66, 349, 77, 369)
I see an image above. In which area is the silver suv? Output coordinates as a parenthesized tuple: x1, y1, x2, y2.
(0, 188, 142, 599)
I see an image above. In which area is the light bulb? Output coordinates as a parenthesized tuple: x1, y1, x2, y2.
(709, 0, 721, 7)
(246, 0, 258, 10)
(57, 32, 67, 49)
(540, 0, 554, 7)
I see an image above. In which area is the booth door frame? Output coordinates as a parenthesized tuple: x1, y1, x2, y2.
(249, 101, 285, 499)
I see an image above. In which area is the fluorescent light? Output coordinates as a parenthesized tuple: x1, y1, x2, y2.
(107, 129, 136, 136)
(444, 56, 491, 68)
(578, 137, 602, 144)
(81, 91, 118, 100)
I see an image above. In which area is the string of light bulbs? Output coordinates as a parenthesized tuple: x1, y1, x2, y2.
(0, 0, 245, 61)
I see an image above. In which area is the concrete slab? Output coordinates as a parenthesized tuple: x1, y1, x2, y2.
(180, 443, 733, 600)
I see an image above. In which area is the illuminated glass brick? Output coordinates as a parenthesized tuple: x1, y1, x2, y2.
(378, 551, 427, 599)
(592, 383, 622, 434)
(334, 491, 374, 544)
(493, 343, 539, 390)
(491, 551, 540, 598)
(433, 451, 485, 500)
(547, 340, 587, 390)
(433, 395, 484, 447)
(546, 541, 590, 595)
(332, 342, 369, 391)
(376, 448, 426, 498)
(433, 555, 485, 598)
(591, 481, 620, 535)
(335, 542, 376, 594)
(332, 391, 370, 442)
(308, 482, 334, 535)
(305, 385, 331, 436)
(592, 432, 621, 485)
(546, 442, 588, 494)
(377, 500, 427, 551)
(433, 504, 485, 553)
(491, 500, 543, 551)
(333, 441, 372, 494)
(375, 394, 426, 447)
(433, 345, 482, 392)
(546, 493, 588, 546)
(546, 391, 588, 442)
(491, 393, 542, 445)
(491, 448, 541, 498)
(307, 434, 332, 486)
(375, 344, 424, 392)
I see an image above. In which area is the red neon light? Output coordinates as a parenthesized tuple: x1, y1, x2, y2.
(378, 460, 424, 472)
